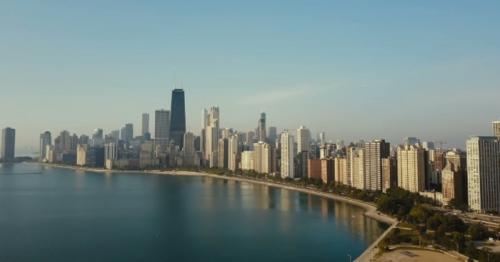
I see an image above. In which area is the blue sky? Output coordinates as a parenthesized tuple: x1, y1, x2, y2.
(1, 1, 500, 152)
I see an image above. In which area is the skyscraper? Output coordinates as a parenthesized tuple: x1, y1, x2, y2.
(120, 124, 133, 142)
(1, 127, 16, 162)
(228, 134, 240, 171)
(442, 149, 467, 205)
(297, 126, 311, 153)
(268, 126, 277, 145)
(254, 141, 271, 174)
(363, 139, 390, 191)
(203, 107, 220, 167)
(170, 89, 186, 149)
(280, 131, 295, 179)
(142, 113, 150, 136)
(397, 144, 426, 193)
(39, 131, 52, 161)
(155, 110, 170, 145)
(493, 120, 500, 137)
(467, 136, 500, 213)
(257, 112, 266, 142)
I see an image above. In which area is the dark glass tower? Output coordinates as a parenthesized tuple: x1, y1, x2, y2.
(169, 89, 186, 148)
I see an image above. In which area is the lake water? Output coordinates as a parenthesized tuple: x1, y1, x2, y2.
(0, 163, 387, 262)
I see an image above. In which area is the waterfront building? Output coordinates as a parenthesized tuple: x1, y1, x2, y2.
(397, 144, 426, 193)
(363, 139, 390, 191)
(76, 144, 88, 166)
(203, 107, 220, 167)
(104, 142, 118, 169)
(350, 147, 365, 190)
(86, 147, 105, 168)
(253, 141, 271, 174)
(1, 127, 16, 162)
(182, 132, 196, 167)
(257, 113, 266, 142)
(280, 131, 295, 179)
(155, 109, 170, 146)
(308, 159, 322, 180)
(320, 158, 335, 184)
(334, 157, 348, 185)
(170, 89, 186, 148)
(297, 126, 311, 153)
(140, 141, 156, 169)
(39, 131, 52, 161)
(120, 123, 134, 143)
(228, 134, 240, 171)
(442, 149, 467, 205)
(142, 113, 150, 136)
(241, 151, 254, 171)
(217, 138, 229, 169)
(466, 136, 500, 213)
(381, 157, 397, 193)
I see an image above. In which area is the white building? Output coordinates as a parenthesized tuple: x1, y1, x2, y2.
(296, 126, 311, 153)
(253, 141, 271, 174)
(228, 134, 240, 171)
(467, 136, 500, 213)
(363, 139, 390, 191)
(241, 151, 254, 171)
(280, 131, 295, 179)
(397, 144, 426, 193)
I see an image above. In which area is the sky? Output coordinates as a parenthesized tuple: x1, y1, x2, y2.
(1, 0, 500, 154)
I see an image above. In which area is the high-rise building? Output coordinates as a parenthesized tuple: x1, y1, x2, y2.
(142, 113, 150, 136)
(403, 137, 420, 146)
(350, 147, 365, 190)
(381, 157, 397, 193)
(268, 126, 277, 145)
(253, 141, 271, 174)
(1, 127, 16, 162)
(297, 126, 311, 153)
(308, 159, 322, 180)
(466, 136, 500, 213)
(397, 144, 426, 193)
(228, 134, 240, 171)
(170, 89, 186, 148)
(334, 157, 348, 185)
(318, 132, 326, 144)
(280, 131, 295, 179)
(442, 149, 467, 205)
(104, 142, 118, 169)
(39, 131, 52, 161)
(217, 138, 229, 169)
(493, 121, 500, 137)
(120, 124, 133, 142)
(364, 139, 390, 191)
(203, 107, 220, 167)
(257, 113, 266, 142)
(155, 110, 170, 145)
(241, 151, 254, 171)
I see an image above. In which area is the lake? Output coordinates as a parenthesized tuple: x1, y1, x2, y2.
(0, 163, 387, 261)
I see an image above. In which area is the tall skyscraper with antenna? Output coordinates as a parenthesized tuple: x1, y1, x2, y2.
(170, 89, 186, 149)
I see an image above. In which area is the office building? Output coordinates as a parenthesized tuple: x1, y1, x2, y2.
(155, 109, 170, 145)
(170, 89, 186, 148)
(1, 127, 16, 162)
(228, 134, 240, 171)
(203, 107, 220, 167)
(397, 144, 426, 193)
(217, 138, 229, 169)
(467, 136, 500, 213)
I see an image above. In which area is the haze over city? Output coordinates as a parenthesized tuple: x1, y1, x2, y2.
(2, 1, 500, 152)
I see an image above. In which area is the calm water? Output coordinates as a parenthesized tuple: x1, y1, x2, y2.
(0, 163, 387, 262)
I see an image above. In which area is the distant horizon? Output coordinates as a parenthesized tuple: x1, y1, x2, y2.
(2, 1, 500, 151)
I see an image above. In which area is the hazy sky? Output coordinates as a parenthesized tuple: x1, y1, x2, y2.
(1, 1, 500, 153)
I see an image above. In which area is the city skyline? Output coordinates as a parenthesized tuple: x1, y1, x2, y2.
(2, 1, 500, 151)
